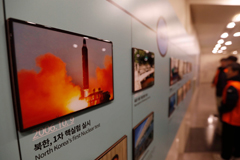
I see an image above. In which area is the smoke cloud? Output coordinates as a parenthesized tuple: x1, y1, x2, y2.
(90, 55, 113, 99)
(18, 53, 81, 129)
(18, 53, 113, 129)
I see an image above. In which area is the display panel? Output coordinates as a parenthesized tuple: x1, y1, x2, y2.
(133, 112, 154, 160)
(169, 93, 176, 117)
(183, 61, 188, 74)
(177, 87, 183, 105)
(170, 57, 181, 86)
(7, 18, 114, 131)
(178, 59, 184, 78)
(187, 80, 191, 92)
(95, 135, 127, 160)
(183, 84, 186, 99)
(189, 63, 192, 73)
(189, 80, 192, 90)
(132, 48, 154, 92)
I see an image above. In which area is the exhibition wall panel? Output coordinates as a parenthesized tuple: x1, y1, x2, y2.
(4, 1, 133, 160)
(0, 0, 200, 160)
(0, 0, 20, 159)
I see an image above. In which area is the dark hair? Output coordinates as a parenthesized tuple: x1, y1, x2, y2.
(227, 56, 238, 62)
(229, 62, 240, 72)
(220, 58, 227, 62)
(112, 155, 119, 160)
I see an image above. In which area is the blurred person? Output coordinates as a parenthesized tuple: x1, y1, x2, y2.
(212, 58, 228, 109)
(226, 55, 238, 66)
(214, 63, 240, 160)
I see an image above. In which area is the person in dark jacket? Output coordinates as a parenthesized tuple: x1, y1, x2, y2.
(217, 63, 240, 160)
(212, 58, 228, 108)
(226, 55, 238, 66)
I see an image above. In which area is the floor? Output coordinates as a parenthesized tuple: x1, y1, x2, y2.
(178, 83, 221, 160)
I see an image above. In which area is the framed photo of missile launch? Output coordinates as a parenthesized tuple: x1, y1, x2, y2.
(7, 18, 114, 131)
(95, 135, 127, 160)
(169, 93, 176, 117)
(132, 48, 155, 93)
(133, 112, 154, 160)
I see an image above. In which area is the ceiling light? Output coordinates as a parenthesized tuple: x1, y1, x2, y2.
(221, 32, 229, 38)
(215, 44, 221, 48)
(221, 46, 227, 50)
(234, 32, 240, 37)
(233, 51, 238, 55)
(225, 41, 232, 45)
(233, 14, 240, 22)
(218, 39, 224, 44)
(227, 22, 236, 28)
(218, 50, 223, 53)
(212, 50, 217, 54)
(73, 44, 78, 48)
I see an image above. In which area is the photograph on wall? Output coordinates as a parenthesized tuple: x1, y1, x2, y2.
(183, 84, 187, 99)
(186, 81, 189, 93)
(186, 62, 192, 73)
(177, 87, 183, 105)
(178, 59, 184, 78)
(186, 62, 189, 73)
(132, 48, 155, 92)
(133, 112, 154, 160)
(184, 61, 188, 74)
(188, 80, 192, 91)
(95, 135, 127, 160)
(7, 18, 114, 131)
(169, 93, 176, 117)
(170, 57, 181, 86)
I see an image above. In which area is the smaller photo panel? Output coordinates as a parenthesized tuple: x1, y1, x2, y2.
(169, 93, 176, 117)
(186, 81, 189, 92)
(183, 61, 188, 74)
(188, 63, 191, 73)
(188, 80, 191, 92)
(183, 84, 187, 99)
(95, 135, 127, 160)
(186, 62, 189, 73)
(189, 80, 192, 90)
(182, 61, 186, 75)
(177, 87, 183, 105)
(132, 48, 155, 93)
(170, 57, 181, 86)
(133, 112, 154, 160)
(178, 59, 184, 79)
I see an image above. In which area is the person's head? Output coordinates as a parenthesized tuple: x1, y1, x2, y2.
(226, 62, 240, 79)
(227, 56, 238, 65)
(220, 58, 227, 67)
(112, 154, 119, 160)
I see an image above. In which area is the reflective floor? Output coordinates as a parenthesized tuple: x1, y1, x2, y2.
(178, 83, 221, 160)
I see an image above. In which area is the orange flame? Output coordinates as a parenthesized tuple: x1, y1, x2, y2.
(90, 55, 113, 99)
(18, 53, 113, 129)
(18, 53, 81, 129)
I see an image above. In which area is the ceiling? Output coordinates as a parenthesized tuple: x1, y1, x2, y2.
(191, 4, 240, 54)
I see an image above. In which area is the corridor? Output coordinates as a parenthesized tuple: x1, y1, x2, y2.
(179, 83, 221, 160)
